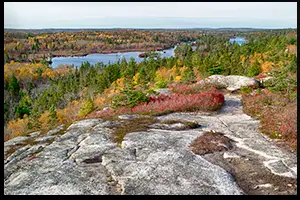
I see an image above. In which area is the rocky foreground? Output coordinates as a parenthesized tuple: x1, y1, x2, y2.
(4, 94, 297, 195)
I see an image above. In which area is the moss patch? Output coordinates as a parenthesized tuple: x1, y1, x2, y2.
(183, 121, 200, 129)
(22, 138, 40, 146)
(5, 148, 17, 159)
(111, 116, 156, 145)
(161, 119, 182, 125)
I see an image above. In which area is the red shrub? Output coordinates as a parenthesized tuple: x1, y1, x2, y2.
(277, 104, 297, 149)
(86, 109, 115, 118)
(131, 92, 224, 114)
(88, 92, 225, 118)
(148, 93, 172, 103)
(242, 89, 297, 151)
(242, 89, 290, 117)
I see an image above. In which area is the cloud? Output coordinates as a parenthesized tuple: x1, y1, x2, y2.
(4, 2, 297, 29)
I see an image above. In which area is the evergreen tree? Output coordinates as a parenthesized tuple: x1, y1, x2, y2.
(15, 94, 32, 118)
(247, 59, 261, 77)
(124, 58, 137, 80)
(48, 104, 58, 125)
(79, 96, 94, 118)
(9, 74, 20, 96)
(182, 66, 196, 83)
(137, 67, 148, 86)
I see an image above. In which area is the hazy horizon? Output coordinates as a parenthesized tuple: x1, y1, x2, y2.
(4, 26, 296, 30)
(4, 2, 297, 29)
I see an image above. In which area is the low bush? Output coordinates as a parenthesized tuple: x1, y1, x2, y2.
(242, 89, 291, 117)
(240, 86, 253, 95)
(242, 89, 297, 151)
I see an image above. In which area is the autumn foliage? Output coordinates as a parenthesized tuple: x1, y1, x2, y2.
(6, 114, 29, 141)
(56, 100, 83, 124)
(4, 61, 73, 83)
(4, 29, 202, 62)
(242, 89, 297, 150)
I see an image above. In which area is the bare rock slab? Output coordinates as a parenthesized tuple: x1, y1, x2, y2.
(197, 75, 259, 91)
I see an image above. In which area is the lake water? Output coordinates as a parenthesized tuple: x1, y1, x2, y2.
(51, 47, 177, 68)
(229, 37, 248, 46)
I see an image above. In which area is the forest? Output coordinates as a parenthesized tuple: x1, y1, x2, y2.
(4, 28, 297, 150)
(4, 29, 203, 62)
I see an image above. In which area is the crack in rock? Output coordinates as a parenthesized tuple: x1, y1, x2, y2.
(82, 156, 103, 164)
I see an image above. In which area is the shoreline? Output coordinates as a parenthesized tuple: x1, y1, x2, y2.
(8, 46, 176, 64)
(51, 46, 174, 58)
(7, 44, 179, 63)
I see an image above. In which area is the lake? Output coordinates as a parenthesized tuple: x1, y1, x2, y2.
(51, 47, 177, 68)
(229, 37, 248, 46)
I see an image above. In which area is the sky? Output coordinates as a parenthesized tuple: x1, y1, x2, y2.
(4, 2, 297, 29)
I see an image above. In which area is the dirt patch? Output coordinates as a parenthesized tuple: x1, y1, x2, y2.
(229, 159, 297, 195)
(202, 150, 297, 195)
(189, 132, 234, 155)
(273, 140, 297, 154)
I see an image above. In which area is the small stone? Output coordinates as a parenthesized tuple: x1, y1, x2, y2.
(155, 88, 171, 95)
(223, 152, 241, 159)
(257, 183, 272, 188)
(103, 106, 110, 111)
